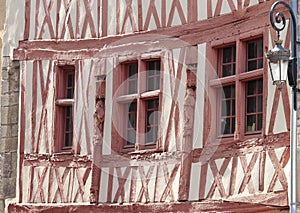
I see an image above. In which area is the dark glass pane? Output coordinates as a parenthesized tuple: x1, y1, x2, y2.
(147, 61, 155, 71)
(147, 111, 154, 125)
(128, 103, 137, 128)
(257, 40, 263, 57)
(232, 64, 236, 75)
(258, 96, 263, 112)
(128, 63, 138, 78)
(231, 118, 235, 134)
(221, 101, 227, 116)
(129, 102, 137, 111)
(247, 97, 256, 113)
(257, 114, 263, 130)
(226, 101, 231, 115)
(223, 118, 230, 134)
(222, 65, 232, 77)
(128, 81, 137, 94)
(156, 62, 161, 71)
(246, 115, 256, 132)
(232, 100, 235, 115)
(247, 81, 256, 95)
(223, 86, 231, 98)
(248, 42, 256, 59)
(65, 118, 70, 131)
(258, 59, 263, 69)
(67, 73, 74, 87)
(146, 127, 152, 143)
(148, 77, 154, 91)
(248, 61, 257, 71)
(223, 47, 232, 63)
(128, 114, 136, 128)
(155, 76, 160, 90)
(127, 130, 136, 145)
(65, 133, 70, 146)
(258, 79, 263, 93)
(221, 100, 231, 116)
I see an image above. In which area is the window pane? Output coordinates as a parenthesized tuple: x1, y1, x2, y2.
(247, 61, 257, 71)
(258, 79, 263, 93)
(257, 114, 263, 130)
(127, 130, 136, 145)
(247, 81, 256, 95)
(223, 118, 231, 135)
(220, 85, 235, 135)
(145, 99, 159, 144)
(220, 46, 236, 77)
(245, 79, 263, 132)
(247, 97, 256, 113)
(66, 70, 75, 98)
(64, 106, 73, 147)
(247, 42, 256, 59)
(232, 100, 235, 115)
(247, 39, 263, 72)
(127, 102, 137, 146)
(246, 115, 256, 132)
(147, 60, 161, 91)
(258, 96, 263, 112)
(128, 63, 138, 94)
(222, 65, 232, 77)
(223, 47, 233, 63)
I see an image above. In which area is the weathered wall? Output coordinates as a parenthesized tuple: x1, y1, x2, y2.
(0, 58, 19, 212)
(1, 0, 25, 211)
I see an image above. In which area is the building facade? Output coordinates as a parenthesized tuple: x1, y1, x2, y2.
(2, 0, 295, 212)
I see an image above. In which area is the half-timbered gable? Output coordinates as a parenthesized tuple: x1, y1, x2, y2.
(8, 0, 291, 212)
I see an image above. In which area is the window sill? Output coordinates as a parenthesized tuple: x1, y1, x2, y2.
(121, 143, 162, 155)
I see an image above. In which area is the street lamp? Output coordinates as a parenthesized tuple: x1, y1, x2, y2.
(266, 39, 290, 90)
(267, 1, 298, 213)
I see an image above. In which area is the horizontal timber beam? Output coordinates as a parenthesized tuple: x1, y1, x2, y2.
(13, 1, 284, 61)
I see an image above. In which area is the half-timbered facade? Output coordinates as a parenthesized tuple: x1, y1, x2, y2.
(7, 0, 292, 212)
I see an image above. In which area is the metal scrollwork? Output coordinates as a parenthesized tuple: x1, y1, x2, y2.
(269, 1, 295, 41)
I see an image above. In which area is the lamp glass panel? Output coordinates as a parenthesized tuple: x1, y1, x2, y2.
(269, 61, 280, 82)
(280, 60, 289, 82)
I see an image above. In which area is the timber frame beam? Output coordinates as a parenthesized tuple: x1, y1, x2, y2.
(13, 1, 287, 61)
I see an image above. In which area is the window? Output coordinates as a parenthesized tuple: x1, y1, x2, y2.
(247, 39, 263, 71)
(55, 65, 75, 151)
(246, 79, 263, 132)
(214, 37, 264, 138)
(221, 85, 235, 135)
(114, 59, 162, 152)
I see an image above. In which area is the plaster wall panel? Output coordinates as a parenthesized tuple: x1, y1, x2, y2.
(266, 23, 291, 135)
(197, 0, 207, 21)
(142, 0, 162, 31)
(24, 61, 33, 154)
(107, 0, 117, 36)
(74, 59, 95, 155)
(3, 0, 24, 56)
(188, 162, 201, 200)
(102, 58, 114, 155)
(193, 43, 206, 149)
(78, 0, 98, 38)
(166, 0, 187, 27)
(57, 0, 77, 39)
(98, 167, 109, 202)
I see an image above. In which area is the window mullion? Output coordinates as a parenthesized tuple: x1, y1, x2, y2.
(135, 58, 145, 150)
(235, 39, 244, 139)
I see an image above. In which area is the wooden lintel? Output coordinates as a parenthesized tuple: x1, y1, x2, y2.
(193, 132, 290, 163)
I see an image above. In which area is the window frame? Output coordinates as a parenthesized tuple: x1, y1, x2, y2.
(113, 57, 163, 153)
(210, 36, 265, 141)
(54, 63, 76, 153)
